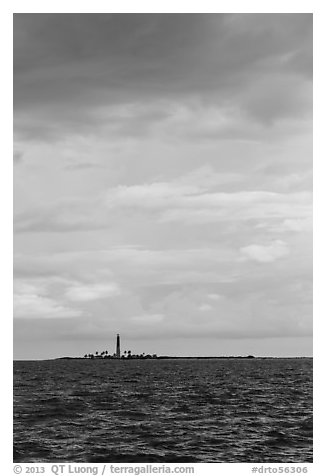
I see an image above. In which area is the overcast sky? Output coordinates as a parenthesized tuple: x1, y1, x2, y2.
(13, 13, 312, 359)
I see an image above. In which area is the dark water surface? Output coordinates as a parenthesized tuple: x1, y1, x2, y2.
(13, 358, 312, 463)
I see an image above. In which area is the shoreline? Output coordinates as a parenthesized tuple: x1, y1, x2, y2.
(52, 355, 312, 361)
(13, 356, 313, 362)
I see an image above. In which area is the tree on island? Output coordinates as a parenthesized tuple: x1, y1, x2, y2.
(82, 348, 159, 360)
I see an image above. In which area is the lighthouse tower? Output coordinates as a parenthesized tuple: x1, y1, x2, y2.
(116, 334, 121, 359)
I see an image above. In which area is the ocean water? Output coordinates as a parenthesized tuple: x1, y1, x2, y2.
(13, 358, 313, 463)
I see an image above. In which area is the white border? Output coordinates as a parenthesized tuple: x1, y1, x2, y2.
(3, 2, 323, 474)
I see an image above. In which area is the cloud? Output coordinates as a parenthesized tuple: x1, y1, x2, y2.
(281, 218, 312, 232)
(106, 181, 198, 210)
(13, 14, 312, 357)
(15, 177, 311, 235)
(65, 282, 121, 301)
(14, 14, 312, 142)
(106, 178, 311, 227)
(13, 277, 121, 318)
(13, 165, 248, 233)
(13, 246, 239, 291)
(130, 314, 164, 324)
(256, 217, 312, 233)
(14, 196, 107, 233)
(198, 303, 213, 311)
(14, 294, 82, 319)
(207, 293, 221, 301)
(65, 162, 104, 171)
(13, 151, 24, 163)
(240, 240, 289, 263)
(124, 283, 312, 339)
(14, 281, 82, 319)
(12, 243, 312, 342)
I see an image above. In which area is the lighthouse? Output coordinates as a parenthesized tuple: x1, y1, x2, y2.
(116, 334, 121, 359)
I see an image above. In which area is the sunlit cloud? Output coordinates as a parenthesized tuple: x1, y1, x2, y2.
(240, 240, 289, 263)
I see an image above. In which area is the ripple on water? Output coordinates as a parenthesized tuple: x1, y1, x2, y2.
(14, 358, 313, 463)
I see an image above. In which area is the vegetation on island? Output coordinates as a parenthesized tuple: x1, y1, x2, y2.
(83, 350, 158, 359)
(81, 352, 256, 360)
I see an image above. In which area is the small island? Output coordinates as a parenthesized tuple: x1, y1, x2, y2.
(81, 333, 158, 359)
(83, 351, 158, 359)
(57, 334, 255, 360)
